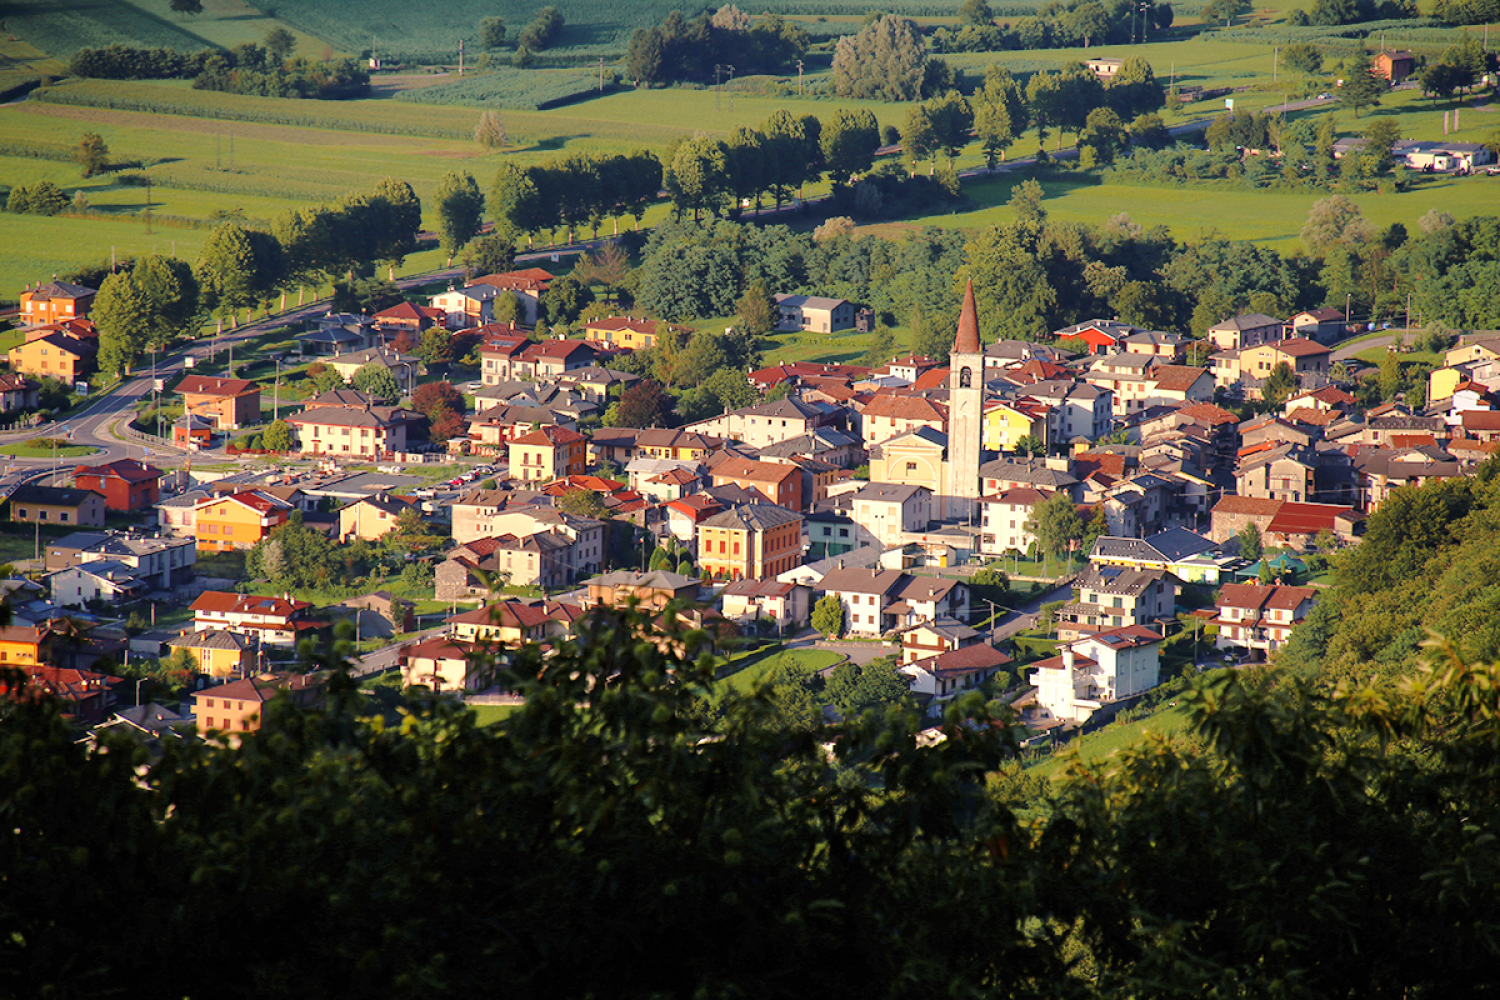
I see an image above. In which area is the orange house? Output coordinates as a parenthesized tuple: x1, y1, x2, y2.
(0, 625, 50, 668)
(697, 503, 805, 581)
(508, 425, 587, 483)
(20, 281, 96, 326)
(193, 490, 295, 552)
(193, 671, 328, 735)
(7, 332, 95, 383)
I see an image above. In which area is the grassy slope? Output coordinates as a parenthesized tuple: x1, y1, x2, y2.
(1028, 703, 1192, 779)
(717, 647, 843, 699)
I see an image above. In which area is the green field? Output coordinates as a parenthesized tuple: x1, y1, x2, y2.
(1028, 702, 1192, 779)
(717, 646, 843, 699)
(0, 440, 97, 457)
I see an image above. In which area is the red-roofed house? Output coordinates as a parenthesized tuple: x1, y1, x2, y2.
(177, 374, 261, 430)
(508, 425, 587, 483)
(1032, 624, 1164, 723)
(192, 490, 295, 552)
(72, 458, 164, 512)
(190, 591, 323, 645)
(1240, 338, 1332, 390)
(20, 280, 96, 326)
(1212, 582, 1316, 655)
(373, 300, 445, 335)
(902, 642, 1012, 704)
(2, 663, 121, 725)
(710, 456, 804, 511)
(860, 392, 948, 449)
(470, 268, 555, 325)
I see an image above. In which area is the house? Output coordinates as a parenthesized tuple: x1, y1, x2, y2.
(72, 458, 163, 512)
(325, 347, 424, 396)
(0, 372, 38, 414)
(304, 313, 376, 356)
(1373, 49, 1416, 82)
(1026, 380, 1114, 443)
(1287, 308, 1346, 344)
(1236, 443, 1319, 502)
(169, 629, 259, 678)
(688, 398, 833, 450)
(372, 300, 445, 336)
(983, 399, 1048, 452)
(49, 561, 147, 606)
(470, 267, 555, 325)
(817, 567, 969, 638)
(1054, 563, 1176, 640)
(173, 413, 214, 449)
(1053, 319, 1141, 355)
(7, 331, 95, 382)
(44, 531, 196, 590)
(898, 616, 981, 665)
(978, 488, 1056, 557)
(849, 483, 931, 547)
(399, 636, 483, 692)
(720, 579, 812, 631)
(446, 598, 582, 646)
(436, 510, 605, 595)
(177, 375, 261, 431)
(581, 316, 686, 350)
(430, 284, 504, 329)
(192, 671, 329, 734)
(477, 330, 534, 385)
(190, 591, 322, 646)
(1239, 338, 1331, 389)
(698, 503, 805, 581)
(507, 425, 588, 484)
(1400, 141, 1493, 172)
(861, 393, 947, 450)
(7, 484, 105, 528)
(449, 488, 536, 544)
(1089, 527, 1225, 582)
(1209, 496, 1363, 547)
(1084, 56, 1123, 79)
(2, 662, 121, 725)
(192, 490, 295, 552)
(710, 457, 804, 512)
(1031, 625, 1163, 724)
(285, 404, 414, 459)
(902, 642, 1012, 706)
(1207, 313, 1284, 352)
(774, 294, 855, 333)
(1212, 582, 1317, 656)
(514, 339, 604, 380)
(338, 491, 413, 542)
(19, 280, 96, 326)
(585, 569, 701, 610)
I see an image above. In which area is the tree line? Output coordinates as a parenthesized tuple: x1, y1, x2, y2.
(931, 0, 1174, 53)
(488, 152, 663, 246)
(68, 40, 368, 99)
(626, 4, 809, 86)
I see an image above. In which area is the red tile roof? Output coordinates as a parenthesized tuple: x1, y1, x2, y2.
(953, 278, 981, 355)
(178, 374, 257, 397)
(1212, 496, 1283, 516)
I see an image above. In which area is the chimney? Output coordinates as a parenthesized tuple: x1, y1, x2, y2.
(1062, 646, 1075, 670)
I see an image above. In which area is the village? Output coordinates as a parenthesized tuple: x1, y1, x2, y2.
(3, 262, 1499, 746)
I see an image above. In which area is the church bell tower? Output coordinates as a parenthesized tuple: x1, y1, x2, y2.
(948, 278, 983, 509)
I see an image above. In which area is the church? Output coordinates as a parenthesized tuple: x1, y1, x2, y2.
(868, 279, 984, 521)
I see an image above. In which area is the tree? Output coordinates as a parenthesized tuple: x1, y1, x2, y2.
(474, 110, 508, 151)
(8, 180, 68, 216)
(1238, 521, 1263, 560)
(461, 234, 516, 281)
(352, 363, 400, 402)
(557, 487, 609, 519)
(1342, 63, 1387, 119)
(518, 6, 564, 50)
(701, 367, 757, 412)
(383, 506, 443, 557)
(769, 652, 826, 729)
(195, 222, 277, 327)
(973, 92, 1014, 170)
(262, 419, 294, 452)
(613, 379, 672, 427)
(864, 327, 896, 368)
(92, 271, 151, 377)
(1301, 195, 1370, 257)
(1261, 360, 1299, 408)
(826, 656, 912, 719)
(1201, 0, 1248, 24)
(926, 90, 974, 170)
(434, 171, 484, 265)
(412, 381, 464, 423)
(900, 105, 939, 175)
(264, 27, 296, 62)
(1078, 106, 1128, 167)
(76, 132, 108, 178)
(488, 162, 542, 244)
(820, 108, 880, 189)
(1023, 492, 1083, 558)
(811, 593, 844, 637)
(831, 15, 930, 102)
(540, 273, 594, 325)
(736, 280, 775, 337)
(480, 15, 507, 48)
(168, 0, 202, 15)
(959, 0, 993, 24)
(1283, 42, 1324, 75)
(665, 137, 731, 220)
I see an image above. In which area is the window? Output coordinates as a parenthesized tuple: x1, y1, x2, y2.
(906, 461, 917, 473)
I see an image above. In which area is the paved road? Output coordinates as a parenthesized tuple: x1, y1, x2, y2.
(350, 624, 446, 678)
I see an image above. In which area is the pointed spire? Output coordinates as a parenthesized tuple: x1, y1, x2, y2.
(953, 279, 981, 356)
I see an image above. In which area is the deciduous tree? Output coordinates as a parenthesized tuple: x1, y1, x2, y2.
(434, 170, 484, 265)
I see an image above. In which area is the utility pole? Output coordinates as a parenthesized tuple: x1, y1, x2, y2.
(598, 56, 604, 91)
(714, 64, 724, 112)
(144, 172, 153, 235)
(459, 39, 465, 76)
(1272, 46, 1278, 83)
(796, 59, 804, 96)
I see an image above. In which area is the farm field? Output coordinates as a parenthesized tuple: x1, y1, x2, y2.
(0, 213, 212, 300)
(115, 0, 334, 57)
(2, 0, 216, 58)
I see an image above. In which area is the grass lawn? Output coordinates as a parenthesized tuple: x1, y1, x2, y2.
(470, 703, 520, 726)
(1355, 347, 1444, 367)
(717, 646, 843, 699)
(0, 440, 97, 458)
(1028, 702, 1194, 780)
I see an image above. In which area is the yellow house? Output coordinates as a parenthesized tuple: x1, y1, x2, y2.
(983, 400, 1046, 452)
(508, 425, 587, 483)
(581, 317, 686, 350)
(193, 491, 295, 552)
(697, 504, 804, 581)
(0, 625, 48, 667)
(8, 332, 94, 382)
(1428, 366, 1464, 403)
(338, 492, 413, 542)
(169, 629, 257, 678)
(869, 427, 952, 499)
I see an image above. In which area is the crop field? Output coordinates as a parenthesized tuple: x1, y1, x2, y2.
(396, 67, 614, 111)
(115, 0, 333, 57)
(0, 212, 211, 301)
(3, 0, 215, 58)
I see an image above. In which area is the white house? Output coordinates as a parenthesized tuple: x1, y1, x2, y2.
(1031, 624, 1163, 724)
(849, 483, 931, 548)
(978, 487, 1055, 557)
(774, 294, 854, 333)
